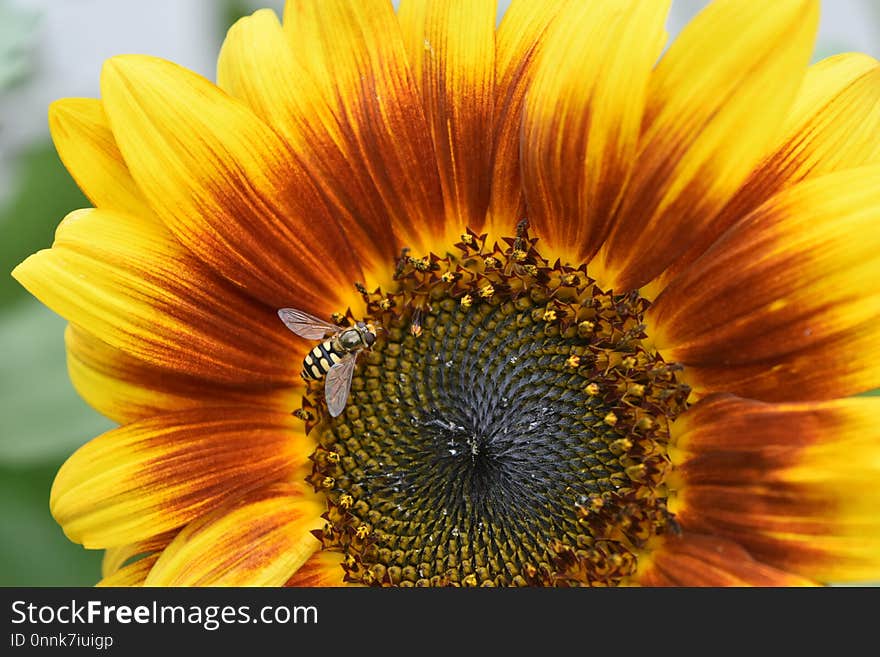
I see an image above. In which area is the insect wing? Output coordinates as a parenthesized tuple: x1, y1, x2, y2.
(324, 354, 357, 417)
(278, 308, 339, 340)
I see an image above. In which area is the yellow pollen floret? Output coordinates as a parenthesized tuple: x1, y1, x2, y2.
(460, 294, 473, 309)
(636, 416, 655, 431)
(566, 354, 581, 368)
(611, 437, 633, 453)
(479, 284, 495, 298)
(355, 524, 371, 540)
(339, 494, 353, 509)
(543, 309, 557, 321)
(604, 412, 618, 426)
(586, 382, 600, 396)
(627, 383, 646, 397)
(322, 476, 335, 488)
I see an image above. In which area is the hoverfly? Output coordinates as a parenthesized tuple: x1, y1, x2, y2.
(277, 308, 377, 417)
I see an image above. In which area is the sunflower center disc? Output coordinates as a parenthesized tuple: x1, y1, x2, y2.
(305, 230, 691, 586)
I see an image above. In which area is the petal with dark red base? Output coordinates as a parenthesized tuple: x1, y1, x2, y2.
(50, 408, 315, 549)
(285, 551, 352, 587)
(217, 9, 399, 282)
(398, 0, 495, 232)
(653, 53, 880, 290)
(669, 394, 880, 583)
(522, 0, 669, 266)
(65, 325, 297, 425)
(648, 167, 880, 401)
(488, 0, 566, 233)
(100, 54, 363, 316)
(593, 0, 818, 292)
(145, 482, 323, 586)
(636, 533, 816, 586)
(282, 0, 447, 254)
(13, 209, 302, 386)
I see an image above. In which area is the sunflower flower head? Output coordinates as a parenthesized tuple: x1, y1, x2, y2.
(12, 0, 880, 587)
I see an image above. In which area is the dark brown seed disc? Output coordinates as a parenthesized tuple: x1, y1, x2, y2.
(303, 231, 690, 586)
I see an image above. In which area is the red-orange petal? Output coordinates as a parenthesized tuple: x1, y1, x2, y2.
(593, 0, 818, 292)
(635, 532, 816, 586)
(217, 9, 397, 282)
(398, 0, 496, 232)
(282, 0, 447, 255)
(65, 324, 297, 425)
(522, 0, 669, 266)
(669, 394, 880, 583)
(653, 53, 880, 291)
(488, 0, 567, 234)
(647, 166, 880, 401)
(50, 407, 315, 549)
(285, 551, 352, 587)
(100, 54, 363, 316)
(13, 208, 301, 386)
(145, 482, 323, 586)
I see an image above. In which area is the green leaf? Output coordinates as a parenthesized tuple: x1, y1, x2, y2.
(0, 300, 114, 466)
(0, 463, 102, 586)
(0, 142, 88, 308)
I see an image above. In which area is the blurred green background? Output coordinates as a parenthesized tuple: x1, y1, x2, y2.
(0, 0, 878, 587)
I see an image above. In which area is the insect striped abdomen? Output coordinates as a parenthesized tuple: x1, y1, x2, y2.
(302, 340, 343, 380)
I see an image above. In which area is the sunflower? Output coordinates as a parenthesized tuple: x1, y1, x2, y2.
(12, 0, 880, 587)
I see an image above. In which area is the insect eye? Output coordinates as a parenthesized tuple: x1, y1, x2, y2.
(364, 331, 376, 346)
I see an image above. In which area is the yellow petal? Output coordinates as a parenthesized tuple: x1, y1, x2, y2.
(593, 0, 818, 291)
(97, 555, 159, 587)
(654, 53, 880, 290)
(145, 482, 323, 586)
(50, 408, 315, 549)
(48, 98, 155, 219)
(100, 54, 363, 315)
(282, 0, 446, 253)
(648, 166, 880, 401)
(102, 532, 174, 578)
(488, 0, 568, 234)
(398, 0, 496, 231)
(522, 0, 669, 265)
(13, 208, 300, 385)
(217, 9, 396, 282)
(670, 394, 880, 583)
